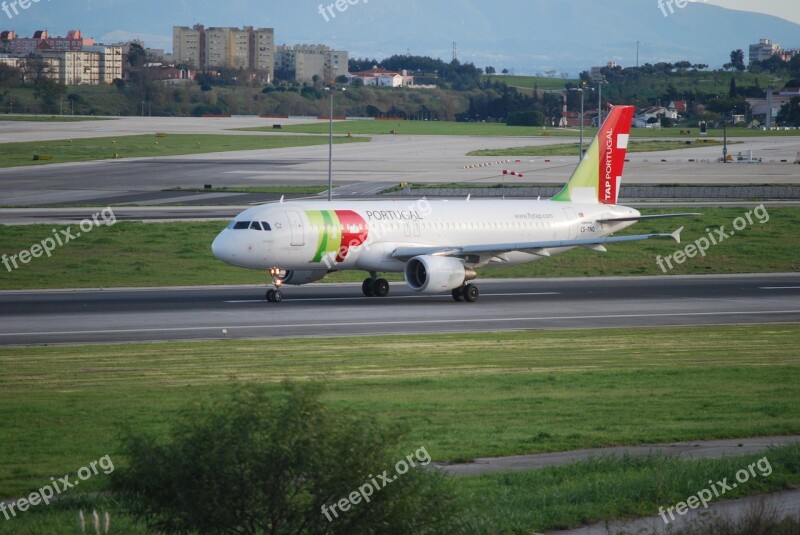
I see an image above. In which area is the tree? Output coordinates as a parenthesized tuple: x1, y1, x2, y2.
(777, 96, 800, 126)
(729, 77, 737, 99)
(485, 66, 496, 75)
(0, 63, 20, 87)
(730, 49, 746, 71)
(32, 76, 66, 113)
(507, 110, 544, 126)
(113, 382, 481, 535)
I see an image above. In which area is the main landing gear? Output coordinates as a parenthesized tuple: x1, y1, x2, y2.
(266, 267, 283, 303)
(362, 274, 390, 298)
(452, 284, 479, 303)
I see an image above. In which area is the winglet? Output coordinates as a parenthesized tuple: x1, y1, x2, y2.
(670, 226, 684, 244)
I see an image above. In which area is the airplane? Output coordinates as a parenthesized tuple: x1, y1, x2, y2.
(212, 105, 691, 303)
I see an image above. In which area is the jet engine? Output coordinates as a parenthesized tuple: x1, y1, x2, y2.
(404, 255, 476, 294)
(279, 270, 329, 286)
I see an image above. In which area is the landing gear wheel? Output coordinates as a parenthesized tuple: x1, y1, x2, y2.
(452, 288, 465, 302)
(266, 289, 284, 303)
(373, 278, 390, 298)
(362, 278, 376, 297)
(463, 284, 479, 303)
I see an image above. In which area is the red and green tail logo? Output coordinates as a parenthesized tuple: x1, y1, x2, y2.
(305, 210, 369, 264)
(552, 105, 634, 205)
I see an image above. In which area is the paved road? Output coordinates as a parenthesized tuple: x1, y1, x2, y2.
(1, 116, 799, 206)
(444, 436, 800, 477)
(1, 274, 798, 346)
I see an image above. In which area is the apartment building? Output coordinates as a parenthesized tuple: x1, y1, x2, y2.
(0, 29, 94, 55)
(173, 25, 274, 80)
(748, 38, 799, 64)
(40, 46, 123, 85)
(276, 44, 348, 83)
(0, 29, 121, 86)
(172, 25, 205, 69)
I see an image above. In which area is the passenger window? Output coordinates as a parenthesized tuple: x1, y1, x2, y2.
(233, 221, 250, 230)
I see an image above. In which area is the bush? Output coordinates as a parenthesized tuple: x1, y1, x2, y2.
(506, 110, 545, 126)
(112, 382, 483, 534)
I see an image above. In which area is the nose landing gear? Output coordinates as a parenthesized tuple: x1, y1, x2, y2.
(266, 267, 284, 303)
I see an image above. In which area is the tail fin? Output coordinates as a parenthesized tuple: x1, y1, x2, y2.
(552, 105, 634, 205)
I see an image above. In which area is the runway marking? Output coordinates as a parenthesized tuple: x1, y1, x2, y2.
(224, 292, 561, 304)
(2, 310, 798, 338)
(760, 287, 800, 290)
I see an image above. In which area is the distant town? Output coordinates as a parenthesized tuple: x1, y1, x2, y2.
(0, 25, 798, 127)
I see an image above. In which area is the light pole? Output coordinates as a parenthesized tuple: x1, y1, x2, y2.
(569, 87, 585, 161)
(325, 85, 346, 202)
(596, 77, 607, 127)
(722, 119, 728, 163)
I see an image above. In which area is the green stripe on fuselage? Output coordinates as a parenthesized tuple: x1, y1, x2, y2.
(307, 210, 341, 263)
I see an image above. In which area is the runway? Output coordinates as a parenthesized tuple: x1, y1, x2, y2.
(1, 115, 799, 207)
(1, 273, 798, 346)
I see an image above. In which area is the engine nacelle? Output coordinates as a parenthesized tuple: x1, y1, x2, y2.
(404, 255, 476, 294)
(279, 270, 328, 286)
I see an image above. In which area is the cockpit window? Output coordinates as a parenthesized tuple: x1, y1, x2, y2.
(229, 220, 271, 231)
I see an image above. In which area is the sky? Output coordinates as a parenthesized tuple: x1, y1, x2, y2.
(1, 0, 798, 74)
(707, 0, 800, 24)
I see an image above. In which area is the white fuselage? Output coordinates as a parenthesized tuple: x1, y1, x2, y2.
(211, 198, 640, 274)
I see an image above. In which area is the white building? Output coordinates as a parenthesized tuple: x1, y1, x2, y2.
(31, 45, 122, 85)
(749, 38, 781, 64)
(347, 66, 414, 87)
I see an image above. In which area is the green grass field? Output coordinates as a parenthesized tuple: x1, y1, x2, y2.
(265, 120, 800, 139)
(0, 207, 797, 291)
(0, 134, 367, 168)
(468, 139, 726, 157)
(0, 325, 798, 532)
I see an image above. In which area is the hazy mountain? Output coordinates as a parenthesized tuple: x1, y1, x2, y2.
(6, 0, 800, 74)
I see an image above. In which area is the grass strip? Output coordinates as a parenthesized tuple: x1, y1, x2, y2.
(467, 139, 727, 157)
(0, 207, 797, 290)
(0, 325, 798, 498)
(0, 134, 367, 168)
(257, 120, 800, 138)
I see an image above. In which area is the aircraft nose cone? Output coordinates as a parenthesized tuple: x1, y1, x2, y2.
(212, 232, 234, 264)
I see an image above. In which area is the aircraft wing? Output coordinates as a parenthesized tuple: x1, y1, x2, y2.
(392, 228, 683, 261)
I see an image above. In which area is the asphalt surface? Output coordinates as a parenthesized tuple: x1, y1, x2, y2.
(1, 274, 798, 346)
(444, 436, 800, 477)
(2, 117, 799, 207)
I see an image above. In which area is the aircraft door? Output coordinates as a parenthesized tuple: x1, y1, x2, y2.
(286, 211, 305, 246)
(562, 208, 579, 240)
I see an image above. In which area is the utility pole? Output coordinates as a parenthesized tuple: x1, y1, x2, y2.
(325, 85, 346, 202)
